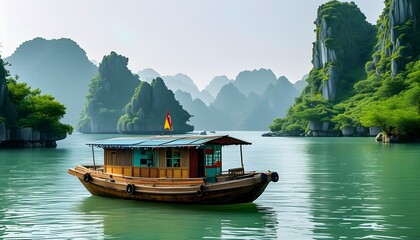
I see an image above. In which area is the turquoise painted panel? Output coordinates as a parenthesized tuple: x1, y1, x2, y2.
(205, 167, 217, 178)
(133, 149, 141, 166)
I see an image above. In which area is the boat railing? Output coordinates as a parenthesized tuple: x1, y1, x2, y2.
(227, 167, 245, 180)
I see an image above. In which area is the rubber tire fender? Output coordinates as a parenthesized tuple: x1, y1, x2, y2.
(126, 183, 136, 194)
(271, 172, 279, 182)
(200, 184, 206, 193)
(83, 173, 92, 182)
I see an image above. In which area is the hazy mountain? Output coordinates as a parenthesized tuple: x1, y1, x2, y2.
(140, 70, 214, 106)
(137, 68, 161, 83)
(173, 71, 299, 131)
(241, 76, 299, 130)
(174, 90, 214, 130)
(162, 73, 200, 99)
(233, 68, 277, 96)
(210, 83, 255, 130)
(204, 75, 232, 98)
(293, 74, 308, 93)
(198, 89, 214, 106)
(5, 37, 97, 126)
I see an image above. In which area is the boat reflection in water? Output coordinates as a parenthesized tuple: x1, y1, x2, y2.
(76, 196, 278, 239)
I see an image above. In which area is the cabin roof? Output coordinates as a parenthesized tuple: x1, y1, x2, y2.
(87, 135, 251, 149)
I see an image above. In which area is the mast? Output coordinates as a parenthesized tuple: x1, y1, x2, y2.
(240, 144, 244, 169)
(91, 145, 96, 170)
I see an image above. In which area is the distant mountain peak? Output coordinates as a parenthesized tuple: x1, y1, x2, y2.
(233, 68, 277, 96)
(5, 37, 98, 126)
(137, 68, 161, 83)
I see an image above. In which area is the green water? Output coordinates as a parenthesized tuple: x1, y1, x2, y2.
(1, 132, 419, 239)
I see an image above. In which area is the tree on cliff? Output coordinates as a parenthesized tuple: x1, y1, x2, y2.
(335, 0, 420, 141)
(78, 52, 139, 133)
(271, 0, 420, 141)
(270, 1, 376, 135)
(2, 53, 71, 138)
(6, 77, 73, 136)
(117, 78, 193, 133)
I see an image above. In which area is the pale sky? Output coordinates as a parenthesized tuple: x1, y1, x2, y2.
(0, 0, 384, 90)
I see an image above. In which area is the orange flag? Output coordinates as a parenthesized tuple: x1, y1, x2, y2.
(164, 112, 173, 130)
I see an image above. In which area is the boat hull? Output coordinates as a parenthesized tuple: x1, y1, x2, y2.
(68, 166, 276, 205)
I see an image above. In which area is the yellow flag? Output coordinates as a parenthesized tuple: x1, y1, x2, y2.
(164, 112, 172, 130)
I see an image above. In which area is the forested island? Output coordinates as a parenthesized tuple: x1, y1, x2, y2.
(77, 52, 193, 134)
(0, 55, 72, 148)
(269, 0, 420, 142)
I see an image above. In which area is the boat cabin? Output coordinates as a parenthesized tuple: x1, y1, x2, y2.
(88, 135, 250, 182)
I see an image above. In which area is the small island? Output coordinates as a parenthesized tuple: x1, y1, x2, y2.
(0, 55, 72, 148)
(77, 52, 193, 134)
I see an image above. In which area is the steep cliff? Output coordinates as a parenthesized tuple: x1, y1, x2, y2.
(370, 0, 419, 78)
(117, 78, 193, 133)
(270, 1, 376, 135)
(311, 1, 376, 100)
(0, 57, 17, 126)
(78, 52, 139, 133)
(271, 0, 420, 141)
(338, 0, 420, 141)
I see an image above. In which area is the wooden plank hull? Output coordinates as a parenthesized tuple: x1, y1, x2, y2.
(68, 166, 276, 205)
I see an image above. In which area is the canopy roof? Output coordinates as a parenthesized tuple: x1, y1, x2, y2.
(87, 135, 251, 149)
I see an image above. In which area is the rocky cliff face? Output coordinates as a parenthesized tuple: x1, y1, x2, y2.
(78, 52, 139, 133)
(373, 0, 418, 77)
(0, 59, 17, 125)
(1, 57, 17, 142)
(311, 1, 376, 100)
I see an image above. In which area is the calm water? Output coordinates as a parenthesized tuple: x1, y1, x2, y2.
(1, 132, 420, 239)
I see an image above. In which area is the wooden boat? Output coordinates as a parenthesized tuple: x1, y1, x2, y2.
(68, 135, 279, 205)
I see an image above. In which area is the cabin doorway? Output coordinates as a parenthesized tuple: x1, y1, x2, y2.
(197, 149, 205, 177)
(188, 149, 205, 178)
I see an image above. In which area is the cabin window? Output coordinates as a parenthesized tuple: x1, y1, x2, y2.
(204, 146, 221, 166)
(205, 149, 213, 166)
(166, 148, 181, 167)
(134, 148, 154, 167)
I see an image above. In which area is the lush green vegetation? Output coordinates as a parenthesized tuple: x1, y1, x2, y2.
(117, 78, 193, 133)
(6, 77, 73, 135)
(78, 51, 139, 133)
(0, 54, 72, 137)
(270, 0, 420, 141)
(78, 52, 193, 133)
